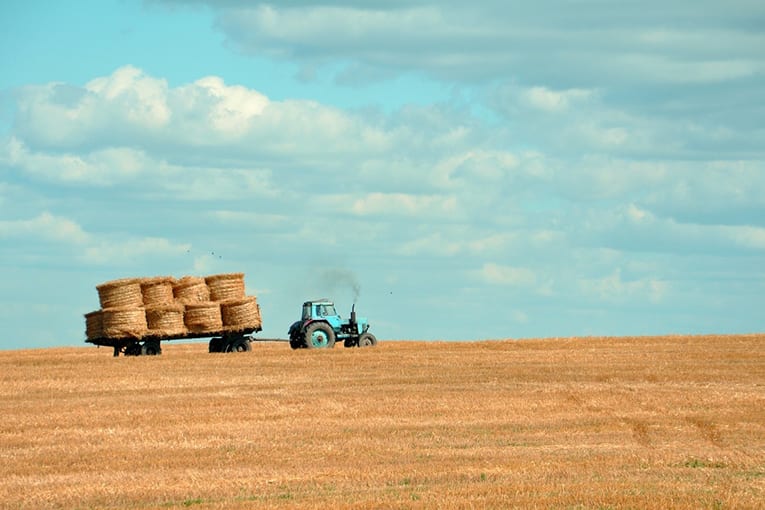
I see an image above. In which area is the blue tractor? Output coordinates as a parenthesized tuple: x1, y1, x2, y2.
(288, 299, 377, 349)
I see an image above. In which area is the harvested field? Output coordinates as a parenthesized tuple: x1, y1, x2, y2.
(1, 334, 763, 509)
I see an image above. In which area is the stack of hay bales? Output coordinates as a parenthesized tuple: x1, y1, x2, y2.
(84, 273, 261, 340)
(207, 273, 262, 332)
(95, 278, 148, 339)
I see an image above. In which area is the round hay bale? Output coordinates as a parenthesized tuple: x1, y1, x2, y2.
(84, 310, 103, 340)
(184, 302, 222, 333)
(96, 278, 143, 309)
(220, 296, 262, 331)
(205, 273, 245, 302)
(173, 276, 210, 304)
(146, 303, 186, 337)
(102, 306, 148, 339)
(141, 276, 176, 307)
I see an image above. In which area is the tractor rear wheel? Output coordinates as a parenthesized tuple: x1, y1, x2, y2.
(304, 322, 336, 349)
(358, 333, 377, 347)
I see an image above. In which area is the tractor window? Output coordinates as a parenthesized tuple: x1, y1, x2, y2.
(302, 303, 312, 320)
(317, 304, 336, 317)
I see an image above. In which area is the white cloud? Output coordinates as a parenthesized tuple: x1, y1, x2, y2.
(582, 202, 765, 255)
(578, 269, 667, 304)
(82, 237, 191, 265)
(395, 232, 462, 257)
(210, 210, 289, 228)
(510, 310, 529, 324)
(3, 138, 148, 185)
(0, 211, 189, 266)
(717, 225, 765, 251)
(475, 263, 537, 287)
(523, 87, 594, 113)
(86, 66, 171, 127)
(191, 76, 269, 136)
(0, 212, 90, 245)
(348, 192, 458, 217)
(3, 136, 277, 199)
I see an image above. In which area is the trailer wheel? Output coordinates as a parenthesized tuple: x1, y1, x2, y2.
(358, 333, 377, 347)
(142, 341, 162, 356)
(225, 337, 252, 353)
(209, 337, 224, 353)
(125, 342, 142, 356)
(304, 322, 335, 349)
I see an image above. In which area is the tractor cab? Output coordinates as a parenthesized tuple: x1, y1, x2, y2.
(303, 300, 338, 320)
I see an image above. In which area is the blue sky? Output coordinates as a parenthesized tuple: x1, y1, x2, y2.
(1, 0, 763, 349)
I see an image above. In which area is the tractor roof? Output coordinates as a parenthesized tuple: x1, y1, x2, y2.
(304, 298, 334, 305)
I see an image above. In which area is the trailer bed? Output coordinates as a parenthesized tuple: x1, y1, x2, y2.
(87, 326, 262, 356)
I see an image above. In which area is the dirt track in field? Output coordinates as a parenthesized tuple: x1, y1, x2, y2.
(1, 335, 764, 509)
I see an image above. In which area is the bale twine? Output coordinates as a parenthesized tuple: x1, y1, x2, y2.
(145, 303, 186, 337)
(184, 302, 222, 333)
(173, 276, 210, 304)
(84, 310, 103, 340)
(141, 276, 176, 307)
(205, 273, 245, 302)
(220, 296, 262, 331)
(102, 307, 148, 339)
(96, 278, 143, 309)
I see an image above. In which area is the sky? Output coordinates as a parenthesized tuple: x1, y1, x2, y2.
(1, 0, 763, 349)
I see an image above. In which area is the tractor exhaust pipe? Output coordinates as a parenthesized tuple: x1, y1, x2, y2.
(350, 303, 357, 328)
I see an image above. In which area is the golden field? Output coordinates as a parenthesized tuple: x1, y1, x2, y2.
(1, 335, 764, 509)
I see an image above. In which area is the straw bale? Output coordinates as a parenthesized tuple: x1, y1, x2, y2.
(84, 310, 103, 340)
(141, 276, 176, 307)
(205, 273, 246, 302)
(96, 278, 143, 309)
(184, 302, 222, 333)
(220, 296, 262, 331)
(102, 307, 148, 339)
(173, 276, 210, 304)
(145, 304, 186, 337)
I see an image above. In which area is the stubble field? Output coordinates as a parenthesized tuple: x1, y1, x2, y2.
(1, 334, 764, 509)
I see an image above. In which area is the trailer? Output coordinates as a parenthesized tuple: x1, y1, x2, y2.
(85, 274, 263, 356)
(87, 327, 261, 357)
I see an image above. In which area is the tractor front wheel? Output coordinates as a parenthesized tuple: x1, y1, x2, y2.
(304, 322, 336, 349)
(358, 333, 377, 347)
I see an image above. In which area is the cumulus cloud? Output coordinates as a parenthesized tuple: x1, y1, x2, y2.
(82, 237, 191, 265)
(475, 263, 537, 288)
(0, 212, 90, 245)
(349, 192, 458, 217)
(578, 268, 667, 304)
(0, 211, 190, 266)
(581, 203, 765, 255)
(522, 87, 594, 113)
